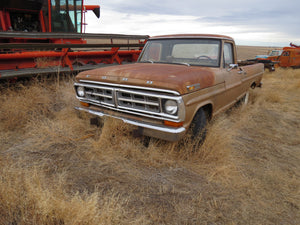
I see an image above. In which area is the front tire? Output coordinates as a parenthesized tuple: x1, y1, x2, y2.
(189, 108, 208, 146)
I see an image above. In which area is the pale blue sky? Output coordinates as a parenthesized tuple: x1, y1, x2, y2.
(84, 0, 300, 46)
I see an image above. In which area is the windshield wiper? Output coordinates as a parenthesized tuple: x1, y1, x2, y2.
(140, 60, 154, 64)
(140, 61, 190, 67)
(170, 62, 190, 67)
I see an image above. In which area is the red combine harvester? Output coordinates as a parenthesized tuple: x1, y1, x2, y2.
(0, 0, 148, 79)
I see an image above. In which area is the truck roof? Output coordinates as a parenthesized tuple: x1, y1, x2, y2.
(149, 34, 234, 41)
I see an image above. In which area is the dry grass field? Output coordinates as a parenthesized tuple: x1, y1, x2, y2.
(0, 57, 299, 223)
(236, 45, 282, 60)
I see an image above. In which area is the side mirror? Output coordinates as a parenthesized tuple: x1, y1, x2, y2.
(227, 64, 238, 72)
(93, 7, 100, 18)
(84, 5, 101, 18)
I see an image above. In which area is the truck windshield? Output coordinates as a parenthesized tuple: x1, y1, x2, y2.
(269, 50, 283, 56)
(139, 39, 221, 67)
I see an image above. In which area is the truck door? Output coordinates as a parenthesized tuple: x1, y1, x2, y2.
(223, 42, 243, 105)
(279, 51, 291, 67)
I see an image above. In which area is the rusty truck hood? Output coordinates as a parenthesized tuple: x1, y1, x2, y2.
(75, 63, 216, 95)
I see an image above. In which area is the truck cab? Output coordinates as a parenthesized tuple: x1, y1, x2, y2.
(279, 47, 300, 68)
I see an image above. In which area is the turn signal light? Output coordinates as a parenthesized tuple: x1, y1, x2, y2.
(80, 102, 90, 107)
(164, 120, 183, 128)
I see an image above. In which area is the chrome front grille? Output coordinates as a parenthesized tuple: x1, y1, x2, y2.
(117, 90, 160, 113)
(74, 80, 184, 121)
(85, 86, 114, 106)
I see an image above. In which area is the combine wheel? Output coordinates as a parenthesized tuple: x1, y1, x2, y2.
(72, 61, 85, 67)
(87, 61, 97, 65)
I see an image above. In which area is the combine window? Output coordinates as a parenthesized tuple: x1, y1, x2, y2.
(51, 0, 82, 33)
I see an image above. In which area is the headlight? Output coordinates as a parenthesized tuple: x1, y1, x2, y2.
(164, 100, 178, 115)
(77, 86, 85, 97)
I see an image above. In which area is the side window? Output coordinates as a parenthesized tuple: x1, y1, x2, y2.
(282, 51, 290, 56)
(223, 43, 234, 68)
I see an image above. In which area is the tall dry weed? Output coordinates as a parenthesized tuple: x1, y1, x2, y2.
(0, 161, 130, 225)
(0, 68, 299, 224)
(0, 84, 52, 130)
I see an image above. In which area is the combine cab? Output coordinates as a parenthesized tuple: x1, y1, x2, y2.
(0, 0, 148, 79)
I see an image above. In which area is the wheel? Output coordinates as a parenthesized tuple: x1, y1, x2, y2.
(189, 108, 208, 146)
(72, 61, 85, 67)
(235, 91, 249, 109)
(243, 91, 249, 105)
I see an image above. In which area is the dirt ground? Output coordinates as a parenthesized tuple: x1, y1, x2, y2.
(0, 50, 299, 224)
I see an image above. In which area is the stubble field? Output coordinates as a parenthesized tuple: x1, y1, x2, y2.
(0, 46, 299, 224)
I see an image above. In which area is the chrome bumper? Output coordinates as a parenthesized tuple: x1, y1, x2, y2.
(75, 107, 186, 142)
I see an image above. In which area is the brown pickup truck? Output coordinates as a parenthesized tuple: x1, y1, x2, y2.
(74, 34, 263, 142)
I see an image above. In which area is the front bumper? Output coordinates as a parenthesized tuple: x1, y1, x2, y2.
(75, 106, 186, 142)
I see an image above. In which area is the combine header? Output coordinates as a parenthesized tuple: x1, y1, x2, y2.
(0, 0, 148, 79)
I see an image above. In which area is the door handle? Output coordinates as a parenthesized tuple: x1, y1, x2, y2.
(238, 68, 247, 75)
